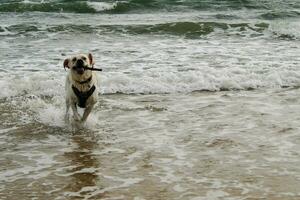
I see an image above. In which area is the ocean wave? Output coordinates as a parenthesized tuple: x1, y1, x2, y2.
(260, 10, 300, 20)
(117, 22, 269, 38)
(0, 0, 299, 14)
(0, 1, 114, 13)
(2, 21, 297, 40)
(1, 67, 300, 98)
(0, 0, 135, 13)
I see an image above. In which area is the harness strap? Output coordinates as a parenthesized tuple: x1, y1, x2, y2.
(72, 85, 96, 108)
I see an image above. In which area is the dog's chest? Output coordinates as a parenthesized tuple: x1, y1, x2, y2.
(72, 85, 96, 108)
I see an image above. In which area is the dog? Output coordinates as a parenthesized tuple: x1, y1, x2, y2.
(63, 53, 98, 123)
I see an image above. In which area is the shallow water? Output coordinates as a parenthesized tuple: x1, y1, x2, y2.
(1, 90, 300, 199)
(1, 0, 300, 199)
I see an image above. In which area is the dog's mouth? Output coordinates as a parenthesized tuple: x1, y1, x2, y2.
(74, 66, 86, 75)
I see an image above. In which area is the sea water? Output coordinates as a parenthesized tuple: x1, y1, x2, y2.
(1, 0, 300, 199)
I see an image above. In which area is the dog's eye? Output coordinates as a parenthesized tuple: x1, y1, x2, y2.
(82, 57, 86, 60)
(72, 57, 77, 62)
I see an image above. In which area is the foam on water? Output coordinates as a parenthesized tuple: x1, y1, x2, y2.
(86, 1, 118, 12)
(0, 22, 299, 130)
(1, 63, 300, 99)
(37, 104, 65, 127)
(269, 20, 300, 39)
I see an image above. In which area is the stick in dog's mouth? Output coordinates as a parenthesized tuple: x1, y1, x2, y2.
(64, 66, 102, 72)
(83, 66, 102, 71)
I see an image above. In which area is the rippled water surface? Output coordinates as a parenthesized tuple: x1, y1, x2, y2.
(1, 0, 300, 199)
(1, 90, 300, 199)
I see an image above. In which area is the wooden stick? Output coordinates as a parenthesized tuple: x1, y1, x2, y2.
(84, 66, 102, 71)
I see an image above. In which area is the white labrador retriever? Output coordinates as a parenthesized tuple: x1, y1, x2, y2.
(63, 53, 98, 123)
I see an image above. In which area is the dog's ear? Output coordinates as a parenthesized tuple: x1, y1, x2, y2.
(63, 58, 69, 71)
(88, 53, 95, 67)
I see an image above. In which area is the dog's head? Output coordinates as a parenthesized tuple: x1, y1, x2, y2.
(63, 53, 95, 75)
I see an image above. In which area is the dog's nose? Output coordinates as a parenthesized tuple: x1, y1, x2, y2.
(76, 59, 84, 67)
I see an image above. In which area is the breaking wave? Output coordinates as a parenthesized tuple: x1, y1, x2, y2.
(0, 0, 299, 15)
(0, 1, 118, 13)
(1, 66, 300, 98)
(1, 21, 298, 40)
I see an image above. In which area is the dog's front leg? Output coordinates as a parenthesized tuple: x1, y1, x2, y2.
(65, 99, 71, 123)
(81, 104, 95, 123)
(71, 103, 81, 121)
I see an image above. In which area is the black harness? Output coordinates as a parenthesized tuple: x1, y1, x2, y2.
(72, 76, 95, 108)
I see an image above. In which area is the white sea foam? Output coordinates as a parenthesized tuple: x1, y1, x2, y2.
(86, 1, 118, 12)
(22, 0, 37, 4)
(269, 20, 300, 39)
(37, 104, 65, 127)
(1, 66, 300, 100)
